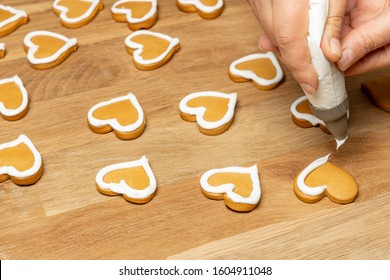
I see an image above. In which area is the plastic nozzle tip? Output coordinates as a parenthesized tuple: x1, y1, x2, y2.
(324, 113, 349, 141)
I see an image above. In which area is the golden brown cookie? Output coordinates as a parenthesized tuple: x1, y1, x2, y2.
(0, 75, 29, 121)
(290, 95, 330, 134)
(229, 52, 283, 90)
(111, 0, 158, 31)
(200, 165, 261, 212)
(53, 0, 104, 28)
(23, 30, 78, 70)
(179, 91, 237, 136)
(0, 5, 28, 37)
(293, 154, 358, 204)
(96, 156, 157, 204)
(176, 0, 224, 19)
(0, 134, 43, 186)
(87, 93, 146, 140)
(125, 30, 180, 70)
(0, 43, 5, 58)
(361, 76, 390, 113)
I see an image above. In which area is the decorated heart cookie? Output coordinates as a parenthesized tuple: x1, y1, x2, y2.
(87, 93, 146, 140)
(112, 0, 158, 31)
(229, 52, 283, 90)
(0, 134, 43, 186)
(176, 0, 224, 19)
(0, 4, 28, 37)
(290, 96, 330, 134)
(0, 43, 5, 58)
(361, 76, 390, 113)
(200, 165, 261, 212)
(24, 31, 78, 70)
(53, 0, 104, 28)
(0, 75, 29, 121)
(179, 91, 237, 136)
(294, 154, 358, 204)
(96, 156, 157, 204)
(125, 30, 180, 70)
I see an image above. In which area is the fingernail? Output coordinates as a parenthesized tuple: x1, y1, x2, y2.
(338, 48, 354, 71)
(330, 38, 342, 58)
(301, 83, 316, 94)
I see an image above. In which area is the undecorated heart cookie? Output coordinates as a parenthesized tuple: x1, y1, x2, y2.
(200, 165, 261, 212)
(53, 0, 104, 28)
(0, 4, 28, 37)
(0, 43, 5, 58)
(179, 91, 237, 135)
(361, 76, 390, 113)
(229, 52, 283, 90)
(176, 0, 224, 19)
(0, 134, 43, 186)
(125, 30, 180, 70)
(87, 93, 146, 140)
(290, 95, 330, 134)
(24, 30, 78, 70)
(294, 154, 358, 204)
(96, 156, 157, 204)
(0, 75, 29, 121)
(112, 0, 158, 31)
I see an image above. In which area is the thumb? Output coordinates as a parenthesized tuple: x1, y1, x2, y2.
(321, 0, 347, 62)
(338, 9, 390, 72)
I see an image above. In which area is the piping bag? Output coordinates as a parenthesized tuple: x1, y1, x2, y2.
(305, 0, 349, 149)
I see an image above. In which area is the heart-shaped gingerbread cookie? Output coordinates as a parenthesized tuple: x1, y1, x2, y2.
(53, 0, 104, 28)
(179, 91, 237, 135)
(229, 52, 283, 90)
(0, 75, 29, 121)
(0, 134, 43, 186)
(125, 30, 180, 70)
(96, 156, 157, 204)
(176, 0, 224, 19)
(361, 76, 390, 113)
(200, 165, 261, 212)
(0, 4, 28, 37)
(294, 154, 358, 204)
(112, 0, 158, 31)
(24, 30, 78, 70)
(88, 93, 146, 140)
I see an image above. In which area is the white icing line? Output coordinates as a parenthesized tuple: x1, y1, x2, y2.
(179, 91, 237, 130)
(87, 92, 145, 133)
(200, 165, 261, 205)
(53, 0, 102, 24)
(177, 0, 224, 13)
(0, 134, 42, 179)
(24, 30, 78, 65)
(124, 30, 179, 66)
(0, 75, 29, 117)
(297, 154, 330, 196)
(336, 136, 348, 150)
(229, 52, 283, 87)
(112, 0, 157, 24)
(0, 43, 4, 50)
(290, 95, 325, 126)
(96, 156, 157, 199)
(0, 4, 28, 29)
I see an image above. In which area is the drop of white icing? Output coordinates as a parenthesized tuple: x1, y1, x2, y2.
(336, 136, 348, 150)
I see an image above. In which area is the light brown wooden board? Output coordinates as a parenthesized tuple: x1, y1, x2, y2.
(0, 0, 389, 260)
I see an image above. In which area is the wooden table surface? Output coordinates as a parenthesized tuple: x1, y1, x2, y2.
(1, 0, 389, 260)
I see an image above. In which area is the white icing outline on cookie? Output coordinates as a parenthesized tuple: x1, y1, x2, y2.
(296, 154, 330, 196)
(0, 134, 42, 179)
(290, 95, 325, 126)
(179, 91, 237, 130)
(200, 165, 261, 205)
(96, 156, 157, 200)
(229, 52, 283, 87)
(0, 4, 28, 30)
(124, 30, 179, 66)
(177, 0, 224, 13)
(88, 92, 145, 133)
(53, 0, 102, 24)
(0, 43, 4, 50)
(24, 30, 78, 66)
(0, 75, 28, 118)
(112, 0, 157, 24)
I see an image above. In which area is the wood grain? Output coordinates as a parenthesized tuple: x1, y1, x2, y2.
(0, 0, 389, 260)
